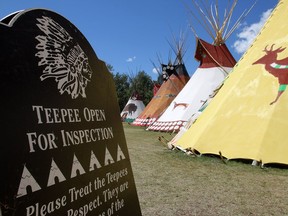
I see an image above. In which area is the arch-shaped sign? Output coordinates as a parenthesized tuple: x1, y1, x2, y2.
(0, 9, 141, 216)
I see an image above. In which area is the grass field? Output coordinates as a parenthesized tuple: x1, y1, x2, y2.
(123, 123, 288, 216)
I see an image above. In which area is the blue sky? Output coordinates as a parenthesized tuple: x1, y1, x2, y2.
(0, 0, 279, 80)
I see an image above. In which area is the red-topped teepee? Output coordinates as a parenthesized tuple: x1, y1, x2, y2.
(148, 37, 236, 132)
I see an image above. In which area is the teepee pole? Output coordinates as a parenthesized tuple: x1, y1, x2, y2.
(185, 0, 257, 45)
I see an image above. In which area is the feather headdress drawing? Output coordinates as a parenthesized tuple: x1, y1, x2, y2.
(35, 16, 92, 99)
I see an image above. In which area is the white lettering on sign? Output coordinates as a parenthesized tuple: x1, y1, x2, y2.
(32, 105, 81, 124)
(61, 127, 113, 146)
(83, 107, 106, 122)
(27, 132, 58, 153)
(26, 195, 67, 216)
(69, 182, 92, 202)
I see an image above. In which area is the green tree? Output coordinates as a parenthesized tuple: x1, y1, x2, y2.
(112, 72, 130, 111)
(129, 70, 154, 105)
(106, 63, 114, 73)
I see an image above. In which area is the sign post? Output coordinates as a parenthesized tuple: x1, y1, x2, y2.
(0, 9, 142, 216)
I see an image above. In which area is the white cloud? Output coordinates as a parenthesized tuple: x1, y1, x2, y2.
(152, 67, 159, 74)
(126, 56, 136, 62)
(232, 9, 273, 54)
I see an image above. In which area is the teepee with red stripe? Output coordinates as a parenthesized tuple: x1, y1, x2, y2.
(148, 0, 255, 133)
(147, 38, 236, 132)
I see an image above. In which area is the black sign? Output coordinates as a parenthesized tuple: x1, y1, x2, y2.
(0, 9, 142, 216)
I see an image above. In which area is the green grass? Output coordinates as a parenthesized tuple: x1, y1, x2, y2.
(123, 123, 288, 216)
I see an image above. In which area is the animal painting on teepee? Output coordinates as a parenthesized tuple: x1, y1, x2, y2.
(121, 92, 145, 123)
(174, 0, 288, 166)
(120, 70, 147, 123)
(253, 44, 288, 105)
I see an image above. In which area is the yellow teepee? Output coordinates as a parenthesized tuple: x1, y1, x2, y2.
(176, 0, 288, 166)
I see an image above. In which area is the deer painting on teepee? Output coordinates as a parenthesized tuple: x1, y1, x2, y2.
(253, 44, 288, 105)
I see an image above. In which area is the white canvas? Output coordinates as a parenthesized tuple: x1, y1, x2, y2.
(147, 66, 232, 131)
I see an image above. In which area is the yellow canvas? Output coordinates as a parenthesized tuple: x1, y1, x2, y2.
(176, 0, 288, 165)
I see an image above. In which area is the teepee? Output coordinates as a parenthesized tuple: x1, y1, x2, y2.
(147, 0, 254, 132)
(174, 0, 287, 166)
(120, 70, 146, 123)
(132, 34, 190, 127)
(148, 38, 235, 132)
(120, 92, 145, 123)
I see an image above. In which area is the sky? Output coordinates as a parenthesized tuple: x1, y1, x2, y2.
(0, 0, 279, 80)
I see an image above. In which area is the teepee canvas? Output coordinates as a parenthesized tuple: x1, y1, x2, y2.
(147, 0, 255, 133)
(147, 38, 235, 132)
(132, 35, 190, 127)
(121, 92, 145, 123)
(175, 0, 288, 166)
(132, 62, 190, 126)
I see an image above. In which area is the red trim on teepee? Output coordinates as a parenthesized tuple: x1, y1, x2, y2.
(195, 38, 236, 68)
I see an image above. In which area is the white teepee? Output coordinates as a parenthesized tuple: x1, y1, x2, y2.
(120, 92, 145, 123)
(148, 0, 255, 133)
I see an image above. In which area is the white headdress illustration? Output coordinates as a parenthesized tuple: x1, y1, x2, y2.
(35, 16, 93, 99)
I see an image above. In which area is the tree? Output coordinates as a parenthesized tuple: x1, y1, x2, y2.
(128, 70, 154, 105)
(112, 72, 130, 111)
(106, 63, 114, 73)
(111, 67, 154, 110)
